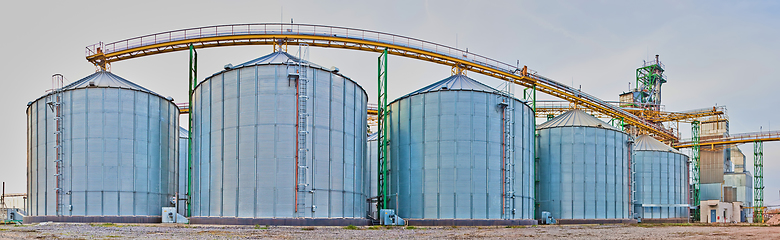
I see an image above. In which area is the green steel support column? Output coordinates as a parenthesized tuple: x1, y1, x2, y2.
(620, 117, 625, 131)
(533, 84, 536, 112)
(754, 140, 764, 223)
(691, 120, 700, 222)
(525, 84, 538, 218)
(377, 48, 389, 210)
(187, 44, 197, 217)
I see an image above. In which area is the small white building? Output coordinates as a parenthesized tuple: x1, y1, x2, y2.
(700, 200, 741, 223)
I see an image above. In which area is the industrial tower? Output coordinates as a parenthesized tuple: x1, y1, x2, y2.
(620, 55, 667, 111)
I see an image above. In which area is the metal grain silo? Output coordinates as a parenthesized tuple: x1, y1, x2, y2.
(25, 71, 179, 223)
(190, 51, 368, 225)
(633, 135, 689, 222)
(386, 74, 536, 225)
(536, 109, 632, 223)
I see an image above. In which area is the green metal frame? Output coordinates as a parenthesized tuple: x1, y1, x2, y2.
(608, 117, 626, 131)
(187, 44, 197, 217)
(523, 85, 536, 112)
(754, 140, 764, 223)
(377, 48, 389, 210)
(691, 120, 700, 221)
(635, 62, 666, 107)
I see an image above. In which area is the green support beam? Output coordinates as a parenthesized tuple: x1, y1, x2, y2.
(377, 48, 389, 210)
(691, 120, 700, 222)
(608, 118, 626, 131)
(187, 44, 197, 217)
(754, 140, 764, 223)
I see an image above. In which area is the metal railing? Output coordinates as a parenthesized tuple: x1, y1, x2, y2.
(676, 130, 780, 146)
(86, 23, 522, 74)
(642, 59, 665, 70)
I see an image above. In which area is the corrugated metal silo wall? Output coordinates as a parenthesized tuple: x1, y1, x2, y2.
(633, 150, 689, 219)
(27, 87, 178, 216)
(537, 126, 630, 219)
(178, 132, 189, 214)
(191, 64, 367, 218)
(365, 138, 378, 218)
(387, 90, 535, 219)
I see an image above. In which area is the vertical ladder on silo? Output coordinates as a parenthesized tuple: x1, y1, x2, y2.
(48, 74, 66, 216)
(294, 44, 311, 217)
(629, 139, 636, 218)
(499, 85, 515, 219)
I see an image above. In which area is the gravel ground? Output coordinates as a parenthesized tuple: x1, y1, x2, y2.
(1, 223, 779, 239)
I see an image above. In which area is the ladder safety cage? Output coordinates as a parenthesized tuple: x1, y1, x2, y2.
(47, 74, 66, 216)
(498, 82, 515, 219)
(288, 44, 311, 216)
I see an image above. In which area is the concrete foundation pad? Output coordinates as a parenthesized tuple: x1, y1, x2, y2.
(189, 217, 372, 226)
(555, 219, 638, 224)
(24, 215, 162, 224)
(639, 218, 689, 223)
(405, 219, 538, 226)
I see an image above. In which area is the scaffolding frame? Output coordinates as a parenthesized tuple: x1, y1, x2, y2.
(754, 140, 764, 223)
(635, 55, 666, 111)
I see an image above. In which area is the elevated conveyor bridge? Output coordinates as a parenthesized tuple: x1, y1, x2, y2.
(85, 23, 676, 141)
(673, 130, 780, 149)
(536, 101, 725, 123)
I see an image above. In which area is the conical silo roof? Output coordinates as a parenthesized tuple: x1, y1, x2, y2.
(204, 51, 345, 84)
(63, 71, 157, 94)
(537, 109, 619, 131)
(404, 74, 497, 97)
(28, 71, 170, 106)
(634, 135, 683, 154)
(231, 51, 326, 69)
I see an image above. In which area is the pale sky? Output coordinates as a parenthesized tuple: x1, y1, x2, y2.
(1, 0, 779, 205)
